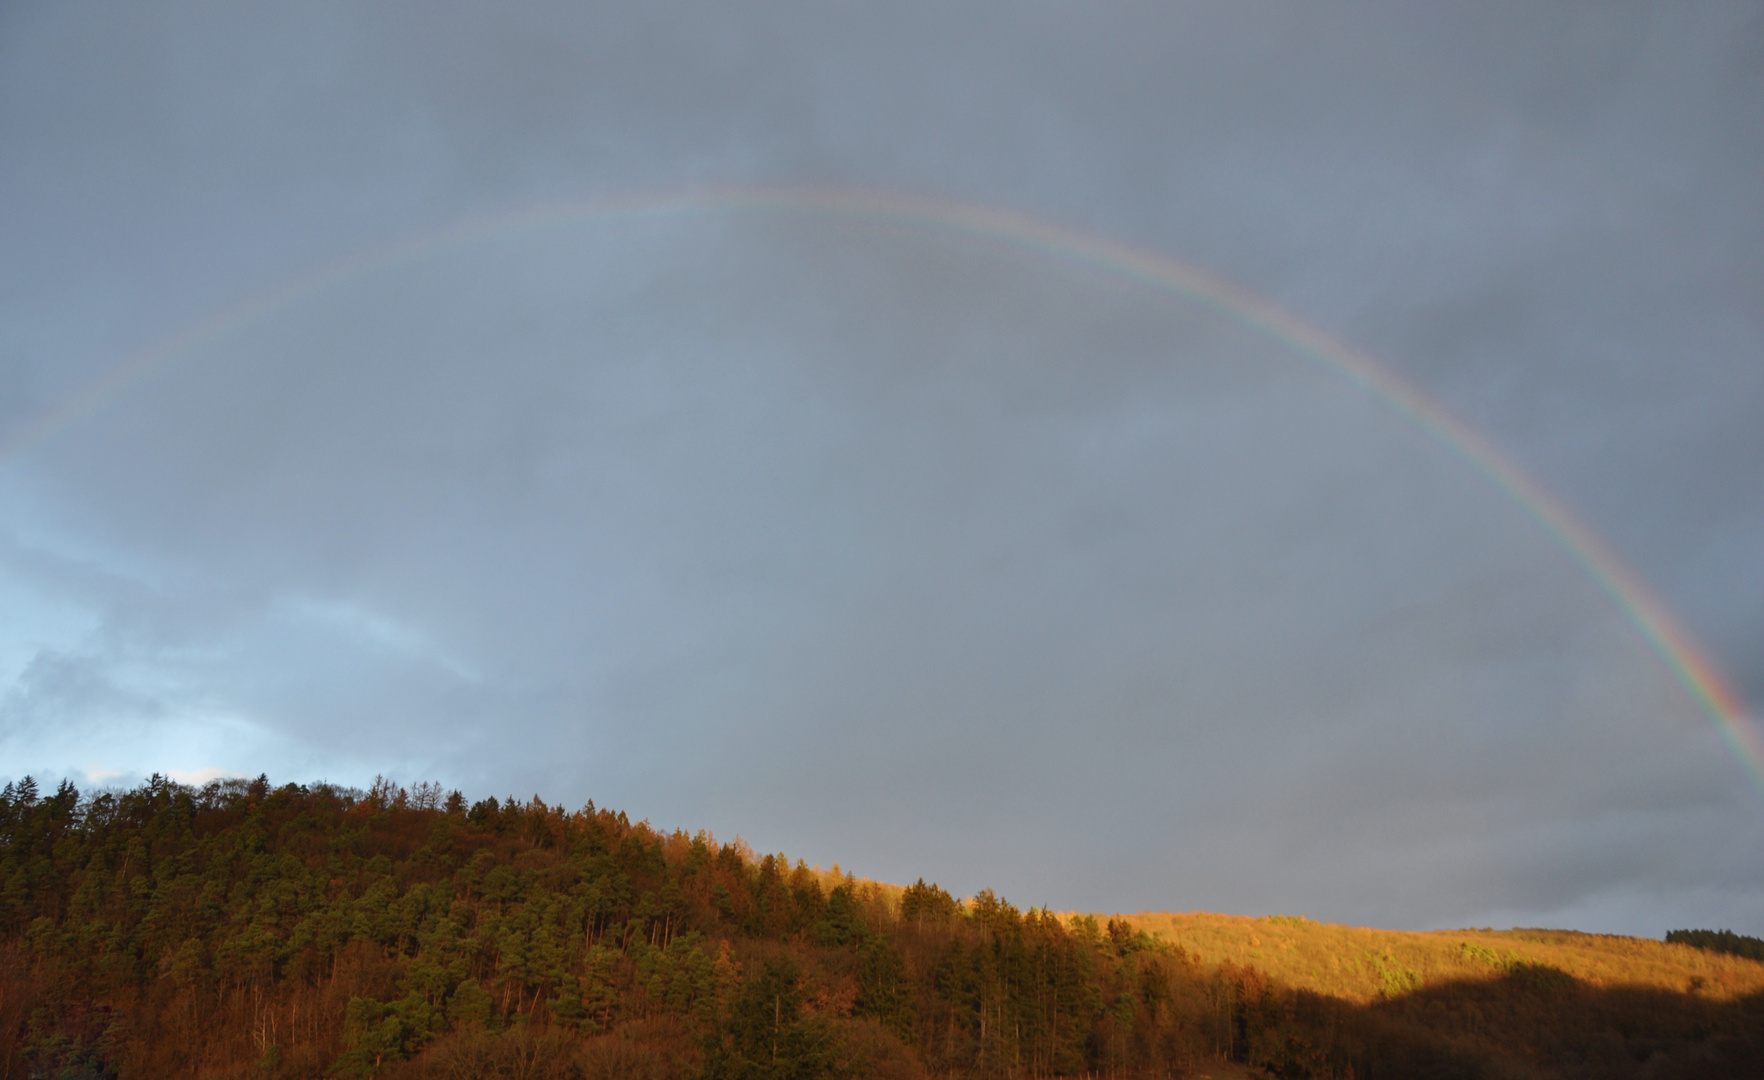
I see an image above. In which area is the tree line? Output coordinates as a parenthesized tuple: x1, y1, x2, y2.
(1, 774, 1759, 1079)
(1665, 929, 1764, 963)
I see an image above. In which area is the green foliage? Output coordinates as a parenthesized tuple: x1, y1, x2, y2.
(1667, 928, 1764, 961)
(699, 959, 834, 1080)
(896, 879, 959, 925)
(853, 936, 912, 1039)
(1368, 952, 1420, 1000)
(1504, 961, 1573, 997)
(634, 935, 717, 1016)
(1104, 917, 1158, 956)
(336, 993, 443, 1076)
(445, 978, 494, 1029)
(815, 886, 866, 948)
(1458, 941, 1506, 967)
(1457, 942, 1573, 995)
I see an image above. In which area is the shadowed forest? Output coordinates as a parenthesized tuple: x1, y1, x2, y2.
(1, 776, 1760, 1079)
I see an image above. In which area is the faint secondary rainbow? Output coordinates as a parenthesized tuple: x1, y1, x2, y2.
(4, 186, 1758, 792)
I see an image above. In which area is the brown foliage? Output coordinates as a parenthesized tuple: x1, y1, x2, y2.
(3, 775, 1762, 1079)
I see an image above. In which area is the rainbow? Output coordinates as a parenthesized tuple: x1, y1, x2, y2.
(4, 186, 1758, 793)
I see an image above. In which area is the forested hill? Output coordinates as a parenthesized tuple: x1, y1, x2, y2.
(1, 776, 1760, 1079)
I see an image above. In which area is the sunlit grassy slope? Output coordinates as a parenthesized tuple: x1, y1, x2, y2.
(1102, 910, 1764, 1003)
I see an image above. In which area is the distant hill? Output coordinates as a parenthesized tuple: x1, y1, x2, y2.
(1117, 911, 1764, 1004)
(2, 774, 1759, 1079)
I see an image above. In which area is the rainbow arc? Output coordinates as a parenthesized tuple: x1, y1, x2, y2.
(3, 186, 1757, 793)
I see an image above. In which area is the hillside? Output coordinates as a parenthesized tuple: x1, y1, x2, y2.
(1, 775, 1759, 1079)
(1116, 911, 1764, 1004)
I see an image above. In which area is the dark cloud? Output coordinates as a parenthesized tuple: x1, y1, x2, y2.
(1, 1, 1760, 936)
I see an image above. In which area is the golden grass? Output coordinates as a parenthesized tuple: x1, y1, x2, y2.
(1085, 911, 1764, 1004)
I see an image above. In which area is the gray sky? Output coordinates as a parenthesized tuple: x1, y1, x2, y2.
(2, 2, 1761, 935)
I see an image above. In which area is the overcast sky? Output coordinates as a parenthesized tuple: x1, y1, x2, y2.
(2, 2, 1761, 936)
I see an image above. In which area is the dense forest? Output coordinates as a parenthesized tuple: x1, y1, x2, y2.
(1, 775, 1759, 1079)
